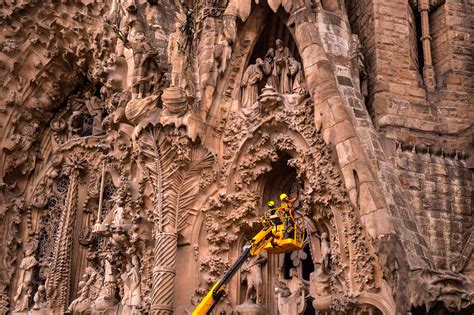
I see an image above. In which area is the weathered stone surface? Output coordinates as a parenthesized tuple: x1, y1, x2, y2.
(0, 1, 471, 315)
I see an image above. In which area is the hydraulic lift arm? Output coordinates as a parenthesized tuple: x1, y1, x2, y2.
(192, 226, 275, 315)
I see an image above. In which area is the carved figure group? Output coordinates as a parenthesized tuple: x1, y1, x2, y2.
(240, 39, 306, 112)
(68, 267, 102, 313)
(4, 121, 39, 178)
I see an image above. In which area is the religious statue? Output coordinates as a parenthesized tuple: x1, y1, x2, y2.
(275, 269, 306, 315)
(67, 280, 89, 314)
(217, 10, 237, 74)
(32, 285, 47, 310)
(319, 232, 330, 271)
(168, 20, 193, 96)
(68, 267, 102, 313)
(288, 57, 306, 95)
(95, 254, 119, 309)
(241, 58, 264, 109)
(84, 91, 105, 136)
(128, 32, 160, 99)
(263, 48, 278, 89)
(168, 21, 186, 88)
(121, 255, 142, 313)
(68, 111, 89, 138)
(118, 0, 147, 49)
(309, 266, 330, 297)
(242, 254, 267, 305)
(13, 249, 38, 312)
(274, 39, 292, 94)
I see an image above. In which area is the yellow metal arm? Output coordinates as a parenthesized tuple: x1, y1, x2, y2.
(193, 209, 305, 314)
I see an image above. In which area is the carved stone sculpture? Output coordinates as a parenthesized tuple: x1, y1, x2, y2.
(67, 267, 102, 313)
(0, 1, 472, 315)
(3, 121, 39, 178)
(121, 255, 142, 314)
(288, 57, 306, 95)
(243, 254, 267, 305)
(241, 58, 264, 110)
(274, 39, 292, 94)
(309, 266, 330, 298)
(32, 285, 47, 310)
(94, 254, 119, 310)
(275, 270, 306, 315)
(319, 232, 330, 271)
(13, 249, 38, 312)
(84, 92, 105, 136)
(129, 32, 160, 99)
(263, 48, 277, 88)
(168, 20, 193, 96)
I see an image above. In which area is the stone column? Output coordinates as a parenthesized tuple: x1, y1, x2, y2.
(46, 157, 84, 313)
(419, 0, 436, 91)
(293, 19, 394, 239)
(150, 232, 177, 314)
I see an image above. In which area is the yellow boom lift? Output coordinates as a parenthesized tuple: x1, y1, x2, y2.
(193, 204, 305, 315)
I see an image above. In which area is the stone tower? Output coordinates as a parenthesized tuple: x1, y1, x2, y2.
(0, 0, 472, 314)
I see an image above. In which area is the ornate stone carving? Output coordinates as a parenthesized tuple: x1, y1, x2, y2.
(13, 248, 38, 312)
(275, 269, 306, 315)
(241, 58, 264, 112)
(0, 1, 471, 314)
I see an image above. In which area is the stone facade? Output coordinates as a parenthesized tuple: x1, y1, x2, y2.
(0, 0, 472, 314)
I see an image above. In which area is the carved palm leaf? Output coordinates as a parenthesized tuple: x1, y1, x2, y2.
(163, 147, 215, 232)
(137, 129, 177, 232)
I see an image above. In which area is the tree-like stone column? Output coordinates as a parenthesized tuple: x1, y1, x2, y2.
(46, 156, 85, 313)
(151, 232, 177, 314)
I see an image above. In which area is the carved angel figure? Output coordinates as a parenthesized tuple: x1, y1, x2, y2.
(13, 249, 38, 312)
(241, 58, 264, 109)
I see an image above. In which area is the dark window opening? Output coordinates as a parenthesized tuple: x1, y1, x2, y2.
(414, 10, 425, 78)
(301, 244, 314, 281)
(262, 151, 299, 206)
(283, 252, 293, 279)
